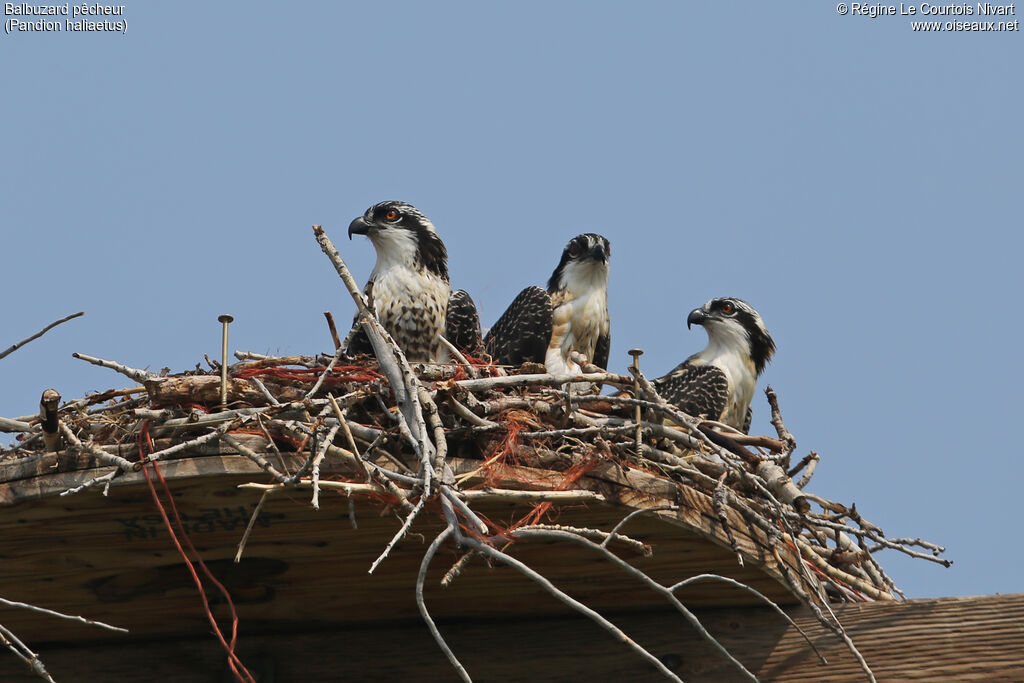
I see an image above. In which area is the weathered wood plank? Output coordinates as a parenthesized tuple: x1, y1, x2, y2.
(0, 453, 805, 648)
(1, 594, 1020, 681)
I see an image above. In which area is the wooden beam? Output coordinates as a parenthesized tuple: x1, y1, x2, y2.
(1, 594, 1020, 681)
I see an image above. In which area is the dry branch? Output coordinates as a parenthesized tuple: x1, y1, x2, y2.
(0, 311, 84, 361)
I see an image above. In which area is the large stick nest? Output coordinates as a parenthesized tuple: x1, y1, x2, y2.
(2, 348, 946, 605)
(0, 226, 951, 682)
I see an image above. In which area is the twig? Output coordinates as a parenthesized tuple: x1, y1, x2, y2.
(249, 377, 279, 405)
(438, 335, 476, 378)
(0, 622, 55, 682)
(455, 371, 632, 393)
(310, 424, 340, 510)
(0, 596, 127, 633)
(0, 311, 84, 361)
(59, 423, 134, 471)
(234, 489, 271, 563)
(305, 347, 344, 400)
(460, 533, 686, 681)
(60, 469, 119, 497)
(370, 497, 427, 574)
(324, 311, 342, 351)
(416, 526, 472, 682)
(0, 417, 34, 433)
(71, 352, 157, 383)
(220, 433, 289, 483)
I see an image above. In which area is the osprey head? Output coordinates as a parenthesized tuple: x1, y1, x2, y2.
(547, 233, 611, 292)
(348, 200, 448, 280)
(687, 297, 775, 375)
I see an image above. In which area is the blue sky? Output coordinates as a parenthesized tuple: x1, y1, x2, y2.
(2, 2, 1020, 600)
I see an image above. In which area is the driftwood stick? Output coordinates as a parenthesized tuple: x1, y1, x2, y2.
(514, 526, 800, 678)
(369, 497, 427, 574)
(602, 506, 680, 548)
(248, 377, 279, 405)
(460, 489, 606, 504)
(304, 347, 344, 400)
(793, 534, 893, 602)
(0, 311, 84, 361)
(419, 386, 448, 474)
(416, 526, 472, 682)
(0, 596, 127, 634)
(71, 352, 157, 383)
(438, 334, 476, 378)
(220, 433, 289, 483)
(59, 423, 134, 471)
(143, 429, 227, 465)
(0, 621, 55, 682)
(524, 523, 650, 555)
(440, 487, 489, 535)
(238, 480, 380, 495)
(885, 537, 947, 554)
(765, 385, 796, 460)
(59, 469, 119, 497)
(455, 371, 631, 393)
(714, 472, 744, 566)
(770, 544, 878, 683)
(234, 489, 271, 563)
(329, 393, 369, 481)
(323, 311, 342, 351)
(666, 573, 825, 664)
(440, 550, 479, 587)
(447, 394, 499, 428)
(460, 533, 686, 682)
(0, 416, 34, 433)
(310, 424, 340, 510)
(326, 444, 415, 511)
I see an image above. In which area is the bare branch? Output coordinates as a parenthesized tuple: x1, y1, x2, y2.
(0, 311, 84, 361)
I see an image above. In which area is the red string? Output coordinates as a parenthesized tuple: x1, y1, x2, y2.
(137, 421, 255, 683)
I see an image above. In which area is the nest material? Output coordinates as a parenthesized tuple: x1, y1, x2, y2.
(3, 349, 946, 604)
(0, 227, 952, 682)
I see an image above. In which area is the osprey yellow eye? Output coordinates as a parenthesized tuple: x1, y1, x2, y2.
(385, 209, 399, 221)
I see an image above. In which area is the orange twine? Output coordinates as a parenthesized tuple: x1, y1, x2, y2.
(137, 421, 255, 683)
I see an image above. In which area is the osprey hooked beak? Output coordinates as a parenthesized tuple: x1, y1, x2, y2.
(348, 216, 371, 240)
(686, 306, 708, 330)
(588, 241, 608, 263)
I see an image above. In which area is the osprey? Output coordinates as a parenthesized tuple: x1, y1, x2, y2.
(485, 233, 611, 377)
(345, 200, 482, 363)
(653, 297, 775, 434)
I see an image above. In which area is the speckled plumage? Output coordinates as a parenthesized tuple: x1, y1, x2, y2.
(345, 201, 481, 363)
(653, 297, 774, 434)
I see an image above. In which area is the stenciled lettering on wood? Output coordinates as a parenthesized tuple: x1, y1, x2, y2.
(112, 505, 279, 541)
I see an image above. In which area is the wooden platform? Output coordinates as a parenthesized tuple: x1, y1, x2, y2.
(2, 447, 1016, 680)
(0, 445, 805, 637)
(2, 594, 1022, 681)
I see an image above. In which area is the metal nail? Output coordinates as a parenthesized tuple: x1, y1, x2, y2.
(218, 314, 234, 410)
(628, 348, 644, 454)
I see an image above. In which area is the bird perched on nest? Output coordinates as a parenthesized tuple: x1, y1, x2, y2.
(345, 200, 482, 363)
(485, 233, 611, 379)
(653, 297, 775, 434)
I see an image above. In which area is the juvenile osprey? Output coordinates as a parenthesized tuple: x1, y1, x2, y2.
(345, 200, 482, 363)
(653, 297, 775, 434)
(485, 233, 611, 377)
